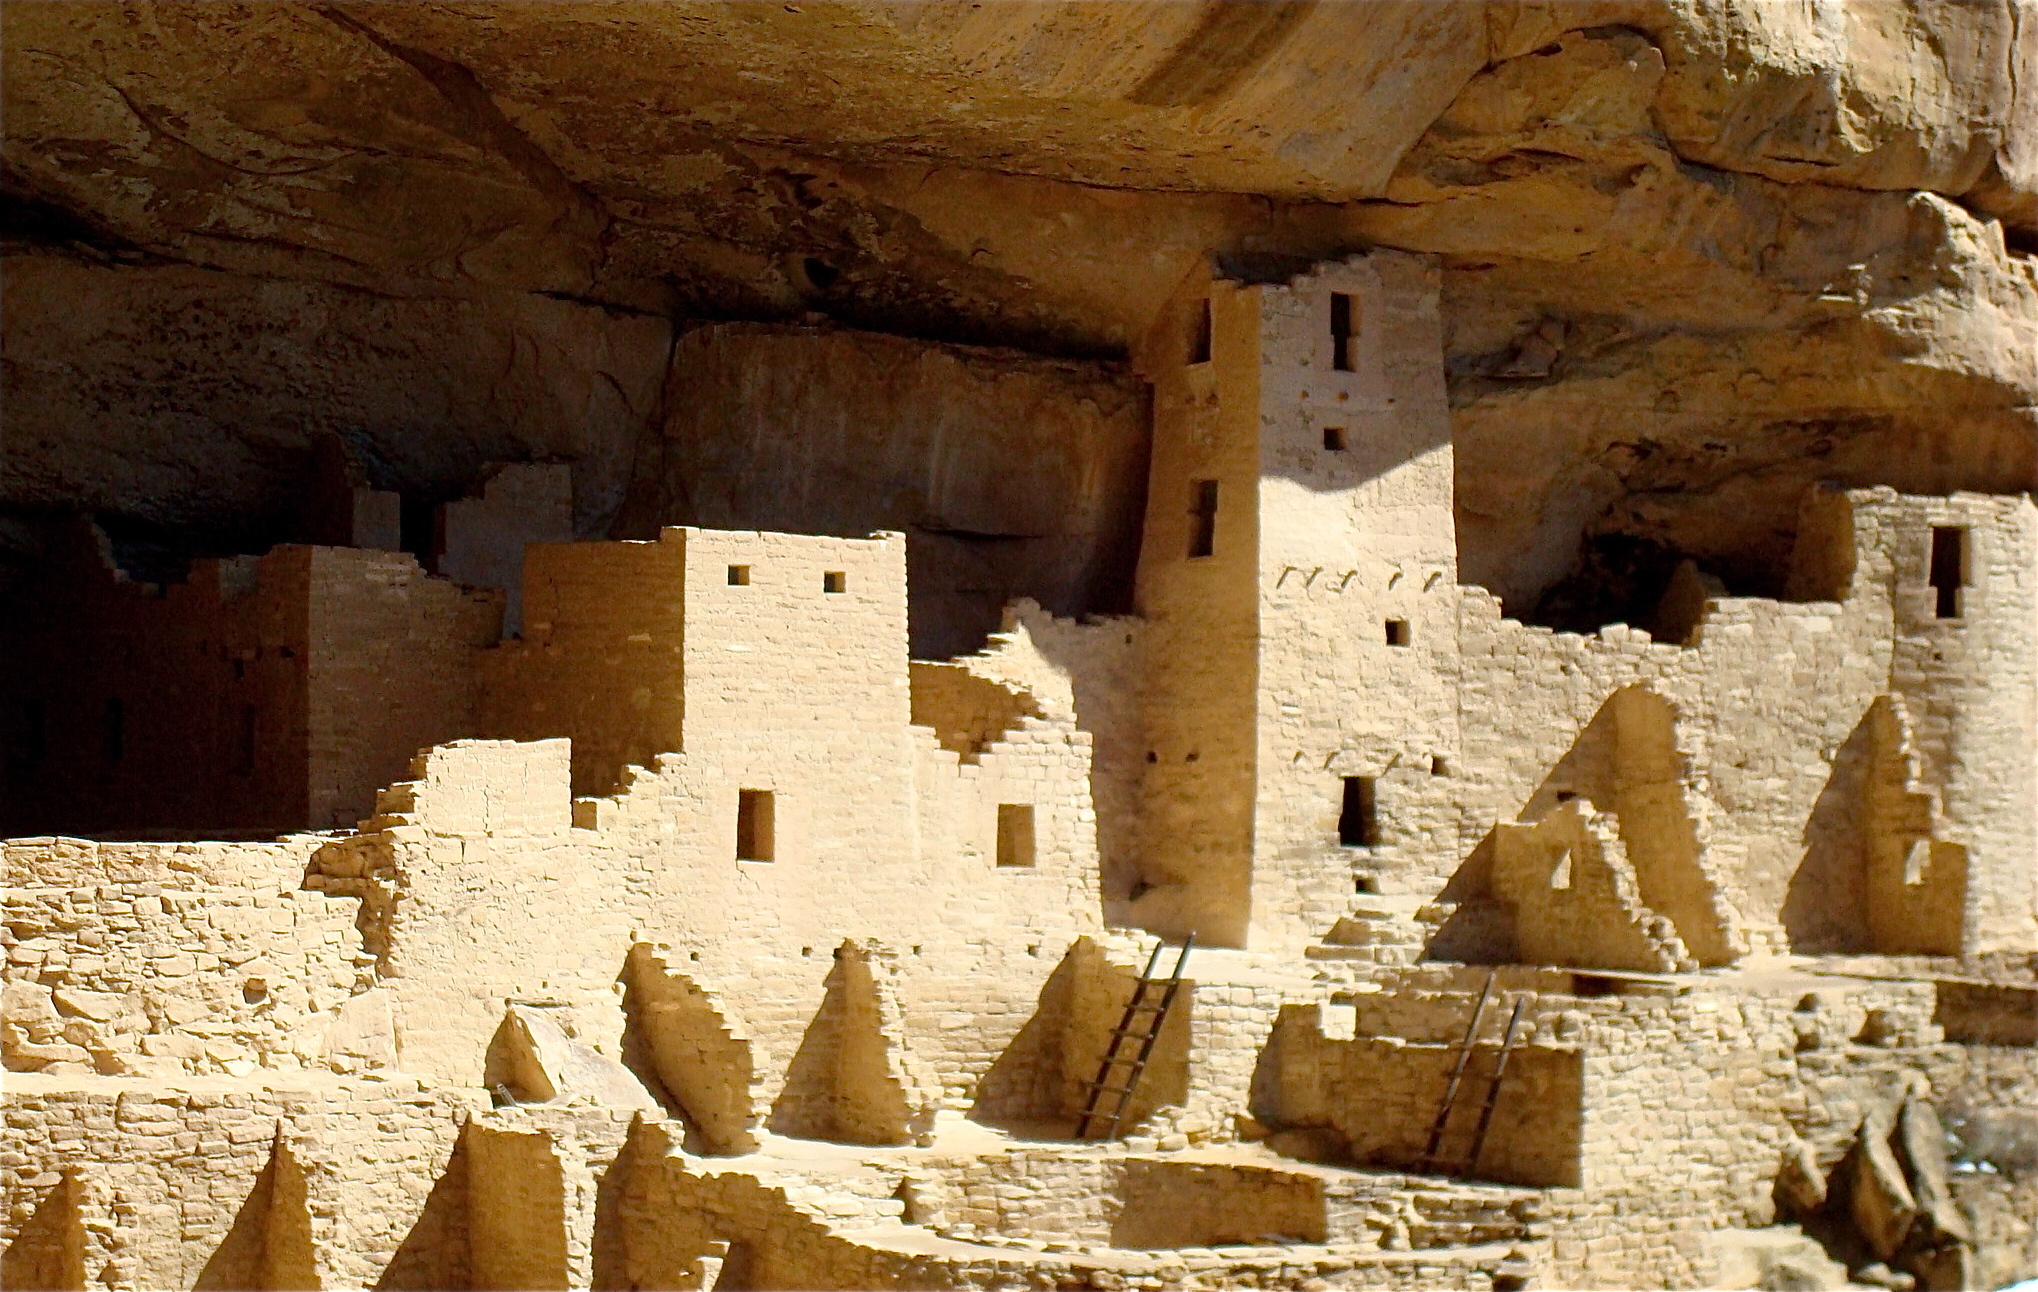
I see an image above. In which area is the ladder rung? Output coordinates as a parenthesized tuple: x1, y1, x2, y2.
(1089, 1084, 1138, 1097)
(1110, 1025, 1160, 1038)
(1093, 1057, 1147, 1073)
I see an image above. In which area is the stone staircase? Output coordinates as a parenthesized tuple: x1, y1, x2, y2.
(1326, 1172, 1550, 1250)
(1404, 1181, 1549, 1248)
(1305, 896, 1433, 968)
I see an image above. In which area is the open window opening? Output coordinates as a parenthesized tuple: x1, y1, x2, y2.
(727, 564, 751, 587)
(1188, 298, 1212, 366)
(1323, 427, 1348, 451)
(101, 698, 125, 764)
(1548, 846, 1573, 890)
(399, 493, 442, 572)
(1928, 526, 1967, 619)
(1188, 479, 1219, 559)
(1329, 292, 1357, 372)
(996, 804, 1036, 868)
(823, 571, 846, 594)
(736, 789, 775, 861)
(15, 699, 47, 773)
(232, 704, 256, 777)
(1384, 618, 1410, 646)
(1338, 776, 1379, 848)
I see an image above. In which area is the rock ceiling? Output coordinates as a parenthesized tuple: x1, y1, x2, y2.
(4, 0, 2035, 617)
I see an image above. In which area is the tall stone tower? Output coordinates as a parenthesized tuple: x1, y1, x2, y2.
(1128, 251, 1458, 950)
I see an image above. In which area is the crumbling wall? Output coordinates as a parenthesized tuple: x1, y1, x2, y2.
(307, 546, 502, 832)
(0, 532, 499, 838)
(1, 1081, 479, 1292)
(1256, 1007, 1583, 1188)
(1, 883, 378, 1078)
(301, 709, 1099, 1130)
(1860, 697, 1969, 956)
(480, 538, 689, 798)
(908, 663, 1041, 760)
(1491, 800, 1691, 975)
(437, 463, 576, 637)
(464, 1124, 569, 1291)
(1449, 485, 2038, 962)
(767, 941, 940, 1146)
(1, 1170, 87, 1292)
(190, 1141, 319, 1292)
(0, 525, 315, 837)
(622, 947, 765, 1155)
(997, 603, 1147, 914)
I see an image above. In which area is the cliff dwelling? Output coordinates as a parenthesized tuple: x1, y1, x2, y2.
(3, 5, 2036, 1292)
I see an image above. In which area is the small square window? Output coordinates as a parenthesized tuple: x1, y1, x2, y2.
(1323, 427, 1348, 451)
(727, 565, 751, 586)
(996, 804, 1036, 867)
(823, 571, 846, 594)
(1385, 619, 1410, 646)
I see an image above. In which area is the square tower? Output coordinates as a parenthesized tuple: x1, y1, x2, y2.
(482, 527, 911, 806)
(1129, 252, 1456, 949)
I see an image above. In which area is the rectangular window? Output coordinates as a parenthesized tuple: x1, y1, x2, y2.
(1323, 427, 1348, 451)
(1188, 479, 1219, 559)
(1929, 526, 1966, 619)
(823, 571, 846, 594)
(233, 704, 257, 777)
(736, 789, 775, 861)
(17, 699, 46, 772)
(1329, 292, 1357, 372)
(1339, 776, 1378, 847)
(727, 564, 751, 587)
(102, 698, 125, 764)
(1188, 298, 1212, 366)
(1384, 618, 1410, 646)
(996, 804, 1036, 867)
(399, 494, 441, 572)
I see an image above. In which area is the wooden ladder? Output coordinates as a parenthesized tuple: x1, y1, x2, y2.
(1416, 969, 1529, 1178)
(1074, 933, 1194, 1140)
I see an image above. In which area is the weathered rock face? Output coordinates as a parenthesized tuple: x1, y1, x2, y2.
(619, 323, 1148, 659)
(3, 0, 2034, 626)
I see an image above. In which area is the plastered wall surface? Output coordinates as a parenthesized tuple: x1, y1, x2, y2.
(5, 251, 2035, 1292)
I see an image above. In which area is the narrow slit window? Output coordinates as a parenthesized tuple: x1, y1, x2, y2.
(1384, 618, 1410, 647)
(1928, 526, 1966, 619)
(727, 564, 751, 587)
(822, 571, 846, 594)
(1323, 427, 1348, 451)
(1329, 292, 1357, 372)
(102, 698, 126, 764)
(996, 804, 1036, 868)
(1339, 776, 1378, 847)
(1188, 298, 1212, 365)
(736, 789, 775, 861)
(1188, 479, 1219, 559)
(233, 704, 256, 777)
